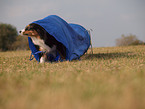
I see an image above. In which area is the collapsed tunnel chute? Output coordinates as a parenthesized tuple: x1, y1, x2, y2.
(28, 15, 91, 62)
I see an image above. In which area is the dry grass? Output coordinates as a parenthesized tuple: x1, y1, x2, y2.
(0, 46, 145, 109)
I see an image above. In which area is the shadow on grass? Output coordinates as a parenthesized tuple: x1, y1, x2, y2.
(82, 52, 136, 60)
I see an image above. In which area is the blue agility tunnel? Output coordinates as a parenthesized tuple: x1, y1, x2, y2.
(28, 15, 91, 62)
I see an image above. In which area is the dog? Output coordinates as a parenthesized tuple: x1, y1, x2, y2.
(19, 23, 66, 63)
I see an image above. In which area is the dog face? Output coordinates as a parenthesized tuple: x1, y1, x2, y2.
(19, 24, 41, 39)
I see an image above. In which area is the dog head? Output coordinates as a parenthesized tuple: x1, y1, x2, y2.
(19, 23, 42, 39)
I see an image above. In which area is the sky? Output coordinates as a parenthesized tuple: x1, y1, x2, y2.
(0, 0, 145, 47)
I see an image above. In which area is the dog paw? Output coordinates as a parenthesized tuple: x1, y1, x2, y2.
(40, 57, 45, 63)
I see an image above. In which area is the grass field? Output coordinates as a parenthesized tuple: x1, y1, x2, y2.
(0, 46, 145, 109)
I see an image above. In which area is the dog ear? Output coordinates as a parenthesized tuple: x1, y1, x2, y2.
(36, 28, 45, 38)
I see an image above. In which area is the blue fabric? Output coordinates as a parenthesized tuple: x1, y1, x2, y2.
(28, 37, 40, 62)
(30, 15, 90, 61)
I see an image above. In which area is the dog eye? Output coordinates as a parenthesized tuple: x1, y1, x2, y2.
(25, 27, 29, 31)
(25, 27, 33, 31)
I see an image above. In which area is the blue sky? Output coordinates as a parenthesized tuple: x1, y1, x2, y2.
(0, 0, 145, 47)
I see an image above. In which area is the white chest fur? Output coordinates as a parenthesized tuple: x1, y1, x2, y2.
(31, 37, 53, 52)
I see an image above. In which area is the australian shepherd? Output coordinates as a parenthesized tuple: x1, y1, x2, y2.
(19, 23, 66, 63)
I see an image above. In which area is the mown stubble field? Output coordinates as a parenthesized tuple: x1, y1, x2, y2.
(0, 46, 145, 109)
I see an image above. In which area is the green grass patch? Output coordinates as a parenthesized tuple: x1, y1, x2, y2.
(0, 46, 145, 109)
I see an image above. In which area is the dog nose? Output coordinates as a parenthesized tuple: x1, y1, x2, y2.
(19, 31, 22, 33)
